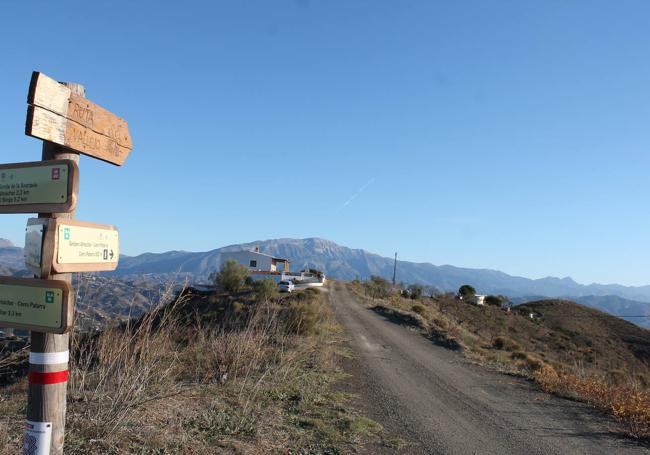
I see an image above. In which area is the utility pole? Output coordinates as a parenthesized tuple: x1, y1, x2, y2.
(392, 252, 397, 288)
(26, 81, 84, 455)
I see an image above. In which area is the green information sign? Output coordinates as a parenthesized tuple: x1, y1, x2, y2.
(0, 277, 72, 333)
(0, 160, 78, 214)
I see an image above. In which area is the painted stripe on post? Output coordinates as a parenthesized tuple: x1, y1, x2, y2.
(28, 370, 69, 385)
(29, 351, 69, 365)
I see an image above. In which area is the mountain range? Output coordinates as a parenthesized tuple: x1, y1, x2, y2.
(116, 238, 650, 300)
(1, 237, 649, 326)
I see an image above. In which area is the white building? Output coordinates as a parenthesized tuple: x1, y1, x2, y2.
(460, 294, 486, 306)
(220, 247, 325, 286)
(221, 246, 290, 273)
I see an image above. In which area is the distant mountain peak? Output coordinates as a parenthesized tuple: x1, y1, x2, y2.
(3, 236, 650, 314)
(0, 239, 14, 248)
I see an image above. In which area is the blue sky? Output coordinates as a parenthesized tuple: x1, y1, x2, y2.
(1, 1, 649, 286)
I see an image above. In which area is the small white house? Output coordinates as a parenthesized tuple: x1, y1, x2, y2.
(220, 247, 326, 286)
(460, 294, 486, 306)
(221, 246, 290, 273)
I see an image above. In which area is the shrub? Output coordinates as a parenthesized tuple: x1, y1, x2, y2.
(411, 304, 425, 315)
(364, 276, 391, 299)
(534, 367, 650, 439)
(458, 285, 476, 298)
(492, 336, 521, 351)
(215, 260, 249, 294)
(509, 351, 544, 372)
(283, 301, 321, 335)
(432, 317, 449, 331)
(303, 287, 320, 296)
(408, 284, 423, 300)
(485, 295, 502, 306)
(510, 350, 527, 360)
(293, 288, 321, 302)
(252, 279, 278, 302)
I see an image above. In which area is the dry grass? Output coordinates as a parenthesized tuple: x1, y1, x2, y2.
(68, 306, 183, 442)
(0, 284, 381, 454)
(535, 365, 650, 439)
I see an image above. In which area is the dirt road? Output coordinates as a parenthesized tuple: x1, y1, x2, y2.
(330, 283, 648, 455)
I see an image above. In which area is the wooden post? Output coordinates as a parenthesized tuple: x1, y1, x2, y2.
(25, 82, 84, 455)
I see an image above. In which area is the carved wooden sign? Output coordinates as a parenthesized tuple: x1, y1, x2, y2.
(25, 72, 133, 166)
(0, 160, 78, 214)
(0, 276, 73, 334)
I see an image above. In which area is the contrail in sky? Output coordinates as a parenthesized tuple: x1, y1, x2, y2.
(341, 178, 375, 209)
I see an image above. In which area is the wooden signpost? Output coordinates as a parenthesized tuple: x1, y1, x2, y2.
(0, 160, 78, 214)
(0, 71, 132, 454)
(26, 72, 133, 166)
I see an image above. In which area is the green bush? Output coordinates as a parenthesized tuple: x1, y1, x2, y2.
(215, 260, 249, 294)
(485, 295, 506, 307)
(458, 285, 476, 297)
(252, 279, 278, 301)
(408, 284, 423, 300)
(283, 301, 320, 335)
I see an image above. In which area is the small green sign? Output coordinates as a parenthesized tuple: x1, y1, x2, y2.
(0, 282, 65, 330)
(0, 164, 68, 206)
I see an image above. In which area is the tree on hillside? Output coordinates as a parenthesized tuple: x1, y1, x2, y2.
(458, 284, 476, 298)
(215, 260, 249, 294)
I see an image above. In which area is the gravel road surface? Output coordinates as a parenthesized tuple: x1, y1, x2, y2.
(330, 282, 648, 455)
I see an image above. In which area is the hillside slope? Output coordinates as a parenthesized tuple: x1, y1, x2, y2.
(573, 295, 650, 327)
(374, 289, 650, 381)
(0, 243, 25, 272)
(516, 300, 650, 377)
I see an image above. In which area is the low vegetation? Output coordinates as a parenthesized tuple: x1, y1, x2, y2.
(350, 279, 650, 440)
(0, 274, 381, 454)
(215, 260, 250, 294)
